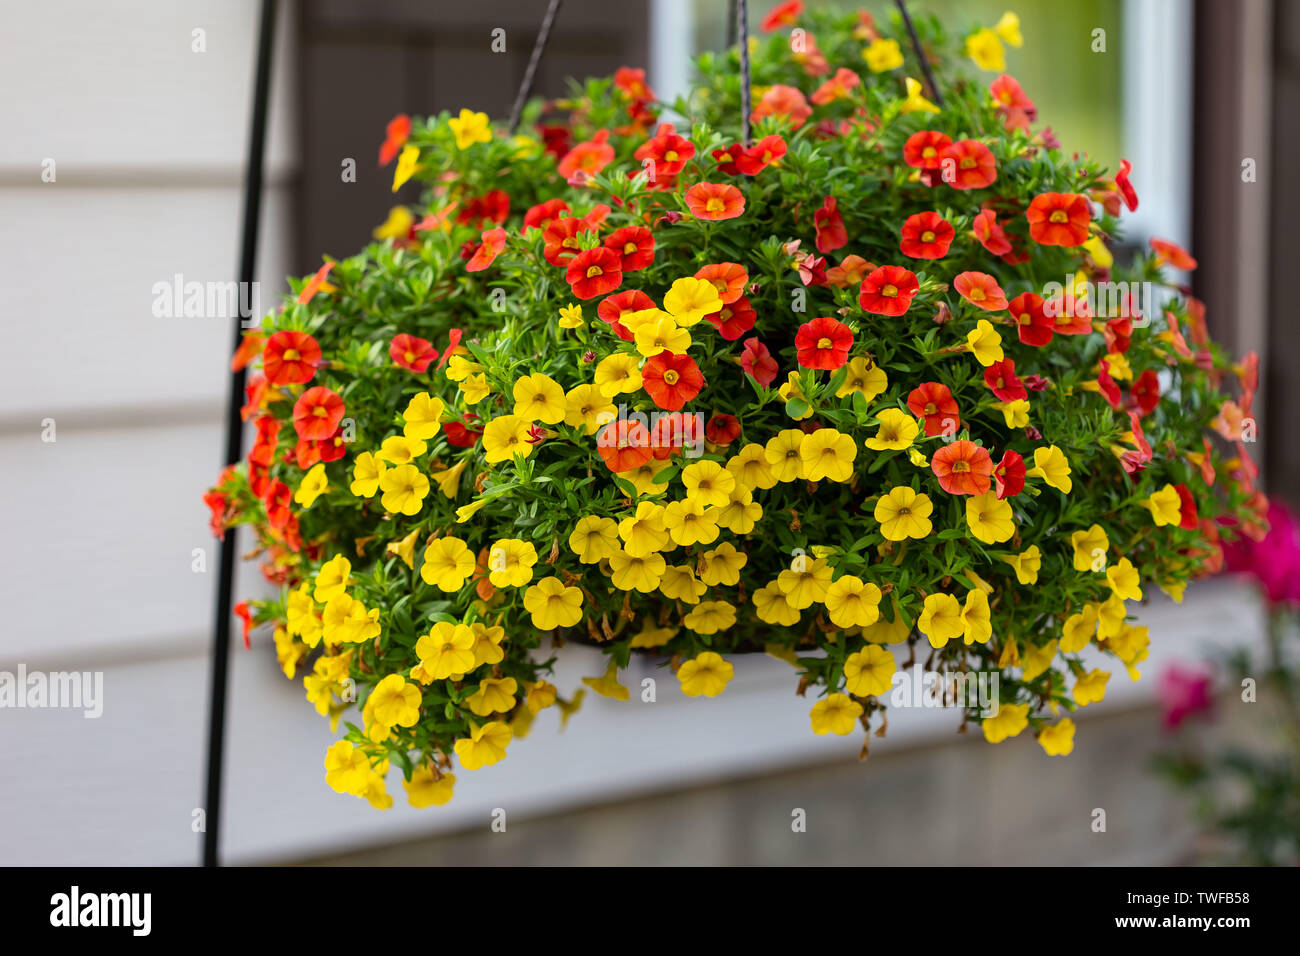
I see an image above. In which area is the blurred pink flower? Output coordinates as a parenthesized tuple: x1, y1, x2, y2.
(1222, 500, 1300, 608)
(1157, 663, 1214, 730)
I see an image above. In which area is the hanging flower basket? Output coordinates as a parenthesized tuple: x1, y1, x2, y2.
(206, 3, 1264, 810)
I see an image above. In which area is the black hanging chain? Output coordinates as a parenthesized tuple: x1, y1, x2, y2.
(737, 0, 752, 146)
(894, 0, 944, 108)
(507, 0, 564, 136)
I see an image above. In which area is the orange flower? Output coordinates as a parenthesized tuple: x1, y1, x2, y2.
(292, 386, 345, 441)
(1009, 292, 1053, 347)
(736, 134, 787, 175)
(466, 227, 507, 272)
(811, 67, 861, 105)
(761, 0, 804, 33)
(907, 382, 960, 436)
(643, 351, 704, 411)
(263, 330, 321, 386)
(953, 271, 1008, 311)
(971, 208, 1012, 256)
(297, 261, 336, 304)
(565, 247, 623, 300)
(541, 216, 593, 267)
(557, 129, 614, 180)
(899, 211, 954, 259)
(231, 331, 265, 373)
(1026, 192, 1091, 247)
(750, 84, 812, 129)
(931, 440, 994, 496)
(634, 123, 695, 177)
(827, 254, 875, 288)
(685, 182, 745, 221)
(903, 130, 953, 171)
(390, 333, 438, 373)
(1150, 237, 1197, 271)
(378, 113, 411, 166)
(597, 289, 654, 341)
(858, 265, 919, 316)
(940, 139, 997, 190)
(614, 66, 654, 100)
(695, 262, 749, 304)
(596, 420, 654, 473)
(523, 198, 570, 234)
(603, 226, 655, 272)
(813, 196, 848, 253)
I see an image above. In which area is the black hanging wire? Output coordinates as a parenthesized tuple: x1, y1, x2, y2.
(507, 0, 564, 135)
(893, 0, 944, 107)
(203, 0, 278, 868)
(737, 0, 751, 145)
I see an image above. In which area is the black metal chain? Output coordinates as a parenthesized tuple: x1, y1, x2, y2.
(508, 0, 564, 135)
(894, 0, 944, 108)
(737, 0, 752, 146)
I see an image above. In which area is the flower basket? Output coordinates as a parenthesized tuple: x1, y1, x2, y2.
(206, 3, 1264, 810)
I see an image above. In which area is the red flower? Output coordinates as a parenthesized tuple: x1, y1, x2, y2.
(705, 413, 742, 447)
(634, 123, 695, 177)
(685, 182, 745, 220)
(650, 414, 703, 460)
(558, 129, 614, 179)
(902, 130, 952, 171)
(614, 66, 654, 100)
(812, 67, 861, 105)
(953, 271, 1008, 312)
(1008, 292, 1053, 347)
(972, 209, 1012, 256)
(263, 479, 292, 529)
(262, 330, 321, 386)
(297, 261, 336, 304)
(750, 84, 812, 129)
(761, 0, 803, 32)
(523, 198, 570, 234)
(248, 415, 280, 468)
(712, 144, 745, 176)
(603, 226, 655, 272)
(231, 332, 265, 373)
(858, 265, 919, 316)
(233, 601, 254, 650)
(536, 123, 572, 160)
(643, 351, 704, 411)
(542, 216, 593, 267)
(1131, 368, 1161, 415)
(295, 429, 347, 469)
(565, 247, 623, 300)
(907, 382, 960, 437)
(597, 290, 654, 341)
(378, 113, 411, 166)
(436, 328, 463, 370)
(795, 316, 853, 370)
(444, 413, 483, 447)
(939, 140, 997, 190)
(740, 338, 778, 388)
(292, 386, 345, 441)
(390, 333, 438, 373)
(457, 190, 510, 226)
(695, 262, 748, 303)
(899, 211, 954, 259)
(737, 134, 788, 174)
(1105, 317, 1133, 354)
(1115, 158, 1139, 212)
(596, 419, 653, 473)
(1026, 192, 1091, 247)
(931, 440, 994, 496)
(1046, 290, 1093, 335)
(704, 295, 757, 340)
(813, 196, 848, 253)
(466, 227, 507, 272)
(993, 450, 1026, 499)
(989, 75, 1036, 132)
(1150, 237, 1197, 271)
(984, 358, 1027, 401)
(1096, 360, 1122, 410)
(1173, 483, 1199, 531)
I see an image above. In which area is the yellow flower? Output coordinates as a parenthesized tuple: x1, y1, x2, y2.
(387, 528, 420, 569)
(663, 497, 719, 547)
(377, 434, 428, 465)
(875, 486, 933, 541)
(350, 451, 386, 497)
(810, 693, 864, 735)
(677, 651, 734, 697)
(966, 491, 1015, 544)
(843, 645, 895, 697)
(962, 588, 993, 644)
(430, 459, 468, 500)
(558, 303, 584, 328)
(512, 372, 566, 424)
(681, 460, 736, 507)
(753, 581, 801, 625)
(994, 11, 1023, 47)
(919, 593, 964, 648)
(966, 28, 1006, 71)
(1070, 524, 1109, 572)
(862, 37, 904, 72)
(368, 674, 421, 730)
(1143, 483, 1183, 527)
(1082, 234, 1112, 268)
(392, 144, 421, 192)
(611, 551, 667, 594)
(459, 374, 491, 405)
(314, 554, 351, 603)
(594, 352, 643, 397)
(583, 661, 630, 700)
(907, 448, 928, 467)
(445, 354, 482, 382)
(982, 702, 1029, 743)
(569, 515, 620, 564)
(286, 583, 317, 636)
(454, 720, 512, 770)
(659, 564, 706, 604)
(403, 392, 445, 441)
(373, 205, 414, 240)
(1073, 669, 1110, 707)
(487, 537, 538, 587)
(824, 575, 882, 628)
(1003, 545, 1041, 584)
(273, 626, 307, 678)
(1021, 639, 1057, 681)
(777, 557, 833, 609)
(523, 576, 584, 629)
(420, 536, 475, 591)
(966, 319, 1004, 366)
(663, 276, 722, 326)
(714, 485, 763, 534)
(321, 592, 380, 645)
(526, 680, 558, 713)
(465, 676, 519, 717)
(618, 500, 671, 556)
(727, 443, 779, 490)
(699, 542, 747, 586)
(469, 622, 506, 668)
(619, 308, 663, 335)
(836, 356, 888, 401)
(482, 413, 534, 464)
(778, 373, 814, 420)
(863, 612, 911, 644)
(621, 460, 673, 496)
(411, 621, 476, 683)
(1096, 595, 1128, 638)
(378, 462, 430, 516)
(634, 315, 692, 357)
(294, 463, 328, 508)
(1103, 351, 1132, 381)
(1038, 718, 1076, 756)
(864, 408, 919, 451)
(448, 108, 492, 150)
(764, 429, 807, 482)
(800, 427, 857, 482)
(1027, 445, 1072, 493)
(404, 764, 455, 808)
(1108, 623, 1150, 680)
(325, 740, 371, 795)
(456, 499, 488, 523)
(900, 77, 941, 114)
(630, 623, 678, 648)
(991, 399, 1030, 428)
(682, 600, 737, 634)
(563, 384, 615, 434)
(1106, 556, 1143, 601)
(1060, 605, 1098, 653)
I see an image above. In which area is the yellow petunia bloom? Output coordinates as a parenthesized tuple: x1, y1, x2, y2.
(487, 537, 538, 588)
(368, 673, 422, 730)
(966, 28, 1006, 71)
(683, 600, 737, 635)
(512, 372, 566, 424)
(322, 592, 381, 645)
(404, 764, 455, 808)
(594, 352, 643, 397)
(522, 576, 584, 629)
(377, 434, 428, 466)
(900, 77, 941, 114)
(563, 384, 615, 434)
(810, 693, 864, 736)
(445, 354, 482, 382)
(379, 462, 430, 516)
(350, 451, 386, 498)
(469, 622, 506, 669)
(966, 491, 1015, 544)
(1021, 639, 1057, 682)
(430, 459, 467, 500)
(1108, 623, 1150, 680)
(824, 574, 882, 628)
(800, 427, 857, 482)
(526, 680, 558, 713)
(325, 740, 371, 795)
(1060, 604, 1099, 653)
(982, 702, 1029, 743)
(558, 303, 584, 328)
(583, 662, 630, 700)
(609, 549, 667, 592)
(1143, 483, 1183, 527)
(630, 623, 678, 649)
(727, 443, 779, 490)
(843, 645, 895, 697)
(962, 588, 993, 644)
(374, 205, 414, 240)
(919, 593, 964, 648)
(1106, 556, 1143, 601)
(294, 462, 328, 508)
(454, 720, 512, 770)
(778, 372, 814, 421)
(677, 651, 734, 697)
(764, 429, 807, 482)
(753, 580, 801, 626)
(386, 528, 420, 570)
(663, 277, 722, 326)
(714, 485, 763, 534)
(403, 392, 445, 441)
(618, 500, 671, 556)
(1027, 445, 1072, 494)
(1073, 669, 1110, 707)
(1071, 524, 1109, 572)
(465, 676, 519, 717)
(419, 536, 475, 591)
(966, 319, 1004, 367)
(836, 356, 888, 401)
(634, 316, 692, 357)
(681, 460, 735, 507)
(1003, 544, 1041, 584)
(994, 11, 1023, 48)
(699, 541, 748, 586)
(392, 144, 421, 192)
(313, 555, 351, 603)
(777, 557, 833, 610)
(1096, 594, 1128, 638)
(448, 108, 492, 150)
(1038, 718, 1076, 756)
(659, 564, 706, 604)
(482, 413, 534, 464)
(621, 460, 673, 497)
(875, 486, 933, 541)
(862, 37, 904, 72)
(459, 373, 491, 405)
(864, 408, 920, 451)
(569, 515, 620, 564)
(991, 399, 1030, 429)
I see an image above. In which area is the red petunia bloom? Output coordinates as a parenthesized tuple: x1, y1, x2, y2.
(761, 0, 803, 32)
(1105, 317, 1133, 354)
(685, 182, 745, 220)
(297, 261, 336, 304)
(634, 123, 695, 178)
(695, 262, 748, 303)
(650, 413, 703, 460)
(603, 225, 655, 272)
(812, 67, 861, 105)
(993, 449, 1026, 499)
(984, 358, 1028, 401)
(597, 289, 654, 341)
(294, 429, 347, 470)
(704, 295, 757, 340)
(292, 386, 345, 441)
(795, 316, 853, 370)
(1173, 483, 1199, 531)
(596, 420, 654, 473)
(558, 129, 615, 180)
(907, 382, 961, 437)
(1150, 237, 1197, 271)
(971, 209, 1012, 256)
(466, 227, 508, 272)
(457, 190, 510, 226)
(712, 144, 745, 176)
(248, 414, 280, 468)
(378, 113, 411, 166)
(1115, 158, 1139, 212)
(903, 130, 953, 171)
(1026, 192, 1091, 247)
(954, 271, 1009, 311)
(523, 198, 570, 234)
(989, 75, 1036, 132)
(858, 265, 919, 316)
(899, 211, 955, 259)
(750, 84, 812, 129)
(642, 351, 704, 411)
(536, 123, 572, 160)
(931, 440, 994, 496)
(390, 333, 438, 373)
(231, 332, 265, 373)
(263, 479, 292, 529)
(565, 247, 623, 300)
(542, 216, 593, 267)
(813, 196, 848, 253)
(233, 601, 254, 650)
(1046, 289, 1093, 335)
(1096, 360, 1122, 410)
(705, 413, 742, 447)
(263, 330, 321, 386)
(1008, 292, 1053, 347)
(737, 134, 788, 175)
(940, 139, 998, 190)
(614, 66, 654, 100)
(247, 462, 271, 499)
(740, 337, 778, 388)
(444, 412, 483, 447)
(1131, 368, 1161, 415)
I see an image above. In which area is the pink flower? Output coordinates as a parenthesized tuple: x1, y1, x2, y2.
(1157, 663, 1214, 731)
